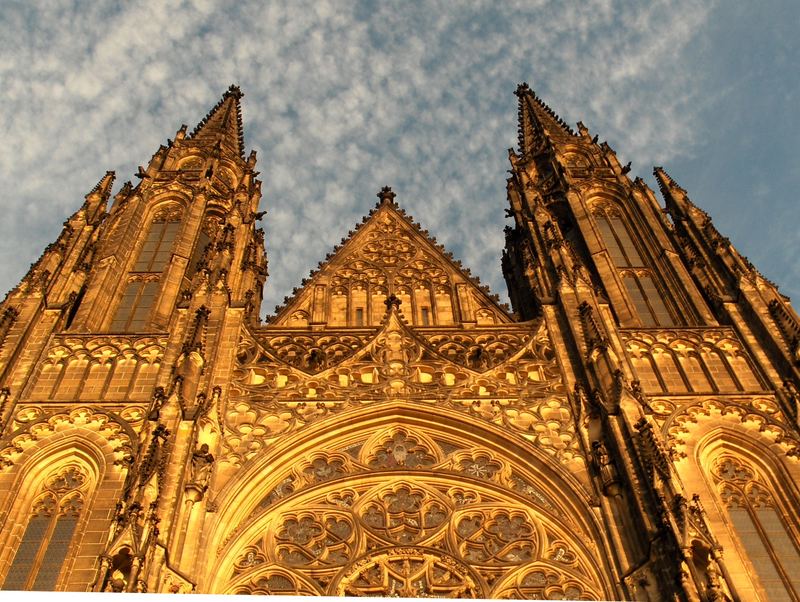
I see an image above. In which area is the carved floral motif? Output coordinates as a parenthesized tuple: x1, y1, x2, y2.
(221, 474, 603, 599)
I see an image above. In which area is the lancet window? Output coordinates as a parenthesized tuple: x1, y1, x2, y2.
(711, 456, 800, 600)
(2, 466, 88, 591)
(110, 206, 182, 331)
(592, 204, 675, 327)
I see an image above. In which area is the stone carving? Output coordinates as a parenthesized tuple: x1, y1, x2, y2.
(221, 474, 604, 598)
(190, 443, 215, 488)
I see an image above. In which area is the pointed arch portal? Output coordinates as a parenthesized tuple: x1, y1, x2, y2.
(204, 406, 613, 599)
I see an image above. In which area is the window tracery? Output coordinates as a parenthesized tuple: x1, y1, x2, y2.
(592, 203, 675, 327)
(2, 465, 89, 591)
(711, 455, 800, 599)
(110, 206, 183, 332)
(220, 473, 605, 599)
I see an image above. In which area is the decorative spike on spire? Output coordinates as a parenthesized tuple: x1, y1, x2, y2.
(653, 166, 686, 196)
(85, 171, 116, 203)
(653, 166, 701, 220)
(188, 84, 246, 160)
(377, 186, 397, 205)
(514, 82, 575, 155)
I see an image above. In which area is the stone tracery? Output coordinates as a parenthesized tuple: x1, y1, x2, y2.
(216, 471, 605, 599)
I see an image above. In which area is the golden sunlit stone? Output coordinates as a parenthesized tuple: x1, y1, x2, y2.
(0, 84, 797, 601)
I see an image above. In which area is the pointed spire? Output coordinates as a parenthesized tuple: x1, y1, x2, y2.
(514, 83, 575, 157)
(85, 171, 116, 204)
(653, 166, 704, 219)
(653, 166, 686, 196)
(188, 84, 246, 160)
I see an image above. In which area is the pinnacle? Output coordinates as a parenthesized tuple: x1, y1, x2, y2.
(377, 185, 397, 206)
(188, 85, 246, 160)
(85, 170, 116, 205)
(224, 84, 243, 100)
(653, 166, 686, 195)
(514, 81, 531, 97)
(514, 82, 575, 140)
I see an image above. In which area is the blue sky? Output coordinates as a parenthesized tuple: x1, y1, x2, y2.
(0, 0, 797, 316)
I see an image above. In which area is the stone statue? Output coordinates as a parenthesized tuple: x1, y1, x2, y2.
(190, 443, 215, 487)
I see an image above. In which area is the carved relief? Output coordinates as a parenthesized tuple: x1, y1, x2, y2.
(0, 406, 135, 469)
(623, 329, 764, 394)
(270, 201, 510, 327)
(661, 398, 800, 459)
(224, 320, 579, 467)
(27, 335, 167, 402)
(218, 473, 605, 598)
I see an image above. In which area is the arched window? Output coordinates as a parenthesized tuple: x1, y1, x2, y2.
(595, 211, 643, 267)
(2, 466, 88, 591)
(109, 206, 182, 332)
(712, 456, 800, 599)
(593, 205, 675, 327)
(133, 210, 182, 272)
(109, 279, 159, 332)
(622, 272, 674, 327)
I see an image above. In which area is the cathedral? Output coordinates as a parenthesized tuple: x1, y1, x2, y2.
(0, 83, 798, 600)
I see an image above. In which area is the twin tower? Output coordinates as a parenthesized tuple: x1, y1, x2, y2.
(0, 84, 798, 600)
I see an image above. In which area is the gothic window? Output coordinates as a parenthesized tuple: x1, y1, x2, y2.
(593, 205, 675, 327)
(133, 210, 182, 272)
(109, 280, 159, 332)
(712, 456, 800, 599)
(110, 206, 182, 332)
(2, 467, 87, 591)
(595, 211, 642, 267)
(622, 272, 674, 327)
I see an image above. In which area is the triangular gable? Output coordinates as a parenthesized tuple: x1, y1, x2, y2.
(270, 188, 512, 327)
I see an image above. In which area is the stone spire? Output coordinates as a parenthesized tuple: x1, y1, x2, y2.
(188, 84, 246, 160)
(514, 82, 575, 158)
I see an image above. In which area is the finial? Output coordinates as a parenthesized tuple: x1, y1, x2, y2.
(377, 186, 396, 205)
(85, 170, 116, 201)
(224, 84, 243, 100)
(515, 82, 531, 96)
(384, 294, 401, 310)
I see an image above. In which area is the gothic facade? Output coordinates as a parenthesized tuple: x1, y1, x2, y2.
(0, 84, 798, 600)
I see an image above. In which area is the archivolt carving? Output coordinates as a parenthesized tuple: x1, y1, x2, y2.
(0, 406, 135, 469)
(232, 427, 583, 554)
(43, 334, 167, 364)
(335, 547, 481, 597)
(660, 398, 800, 458)
(215, 474, 605, 598)
(492, 563, 599, 600)
(253, 333, 371, 373)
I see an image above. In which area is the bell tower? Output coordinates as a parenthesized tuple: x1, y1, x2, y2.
(0, 87, 267, 592)
(504, 82, 800, 601)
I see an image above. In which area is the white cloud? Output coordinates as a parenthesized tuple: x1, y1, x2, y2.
(0, 0, 796, 315)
